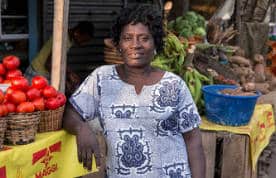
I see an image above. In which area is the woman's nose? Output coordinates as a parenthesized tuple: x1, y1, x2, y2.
(130, 38, 142, 48)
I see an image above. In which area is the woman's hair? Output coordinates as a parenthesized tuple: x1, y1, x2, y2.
(111, 4, 164, 53)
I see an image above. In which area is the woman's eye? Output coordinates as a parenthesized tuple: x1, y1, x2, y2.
(141, 37, 149, 42)
(123, 37, 132, 41)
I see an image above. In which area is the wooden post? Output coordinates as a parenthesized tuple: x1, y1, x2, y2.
(51, 0, 69, 92)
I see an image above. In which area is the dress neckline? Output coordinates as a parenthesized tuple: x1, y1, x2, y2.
(112, 65, 167, 95)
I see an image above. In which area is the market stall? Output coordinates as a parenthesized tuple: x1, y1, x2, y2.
(1, 0, 276, 178)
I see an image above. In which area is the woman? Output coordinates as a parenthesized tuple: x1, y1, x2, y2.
(63, 5, 205, 178)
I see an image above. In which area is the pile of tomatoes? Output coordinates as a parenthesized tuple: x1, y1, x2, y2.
(0, 55, 22, 83)
(0, 55, 66, 116)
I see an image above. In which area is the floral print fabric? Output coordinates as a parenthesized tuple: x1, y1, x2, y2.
(70, 65, 201, 178)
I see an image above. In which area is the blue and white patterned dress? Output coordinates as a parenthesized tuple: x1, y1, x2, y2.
(70, 65, 201, 178)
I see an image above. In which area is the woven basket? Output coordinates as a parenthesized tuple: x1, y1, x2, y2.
(5, 112, 40, 145)
(38, 106, 65, 133)
(104, 47, 124, 64)
(0, 117, 7, 150)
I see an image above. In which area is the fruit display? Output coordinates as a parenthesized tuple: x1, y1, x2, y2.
(0, 55, 22, 84)
(0, 55, 67, 115)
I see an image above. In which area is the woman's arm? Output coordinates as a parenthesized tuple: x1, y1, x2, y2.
(63, 102, 101, 171)
(183, 128, 206, 178)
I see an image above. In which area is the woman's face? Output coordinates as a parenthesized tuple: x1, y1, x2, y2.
(118, 22, 155, 68)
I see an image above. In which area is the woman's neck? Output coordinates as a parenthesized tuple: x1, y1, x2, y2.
(121, 64, 153, 80)
(115, 64, 165, 94)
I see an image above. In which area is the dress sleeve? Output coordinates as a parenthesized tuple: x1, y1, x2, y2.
(177, 80, 201, 133)
(69, 68, 100, 121)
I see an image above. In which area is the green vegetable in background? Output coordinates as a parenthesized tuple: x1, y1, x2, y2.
(175, 20, 190, 33)
(194, 27, 206, 37)
(151, 33, 187, 74)
(184, 11, 198, 25)
(196, 14, 206, 28)
(179, 27, 193, 38)
(167, 11, 206, 39)
(167, 20, 175, 30)
(175, 16, 184, 25)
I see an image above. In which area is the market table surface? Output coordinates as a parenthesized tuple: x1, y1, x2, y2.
(200, 104, 275, 170)
(0, 130, 98, 178)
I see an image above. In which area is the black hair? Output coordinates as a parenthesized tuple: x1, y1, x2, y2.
(73, 21, 95, 37)
(111, 4, 164, 53)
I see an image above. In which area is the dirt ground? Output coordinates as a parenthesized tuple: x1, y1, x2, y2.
(268, 157, 276, 178)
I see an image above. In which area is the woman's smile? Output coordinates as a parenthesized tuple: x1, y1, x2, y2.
(128, 51, 144, 59)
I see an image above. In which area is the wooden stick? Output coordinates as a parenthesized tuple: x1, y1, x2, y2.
(51, 0, 69, 92)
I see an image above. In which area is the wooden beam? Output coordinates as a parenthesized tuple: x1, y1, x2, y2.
(51, 0, 69, 92)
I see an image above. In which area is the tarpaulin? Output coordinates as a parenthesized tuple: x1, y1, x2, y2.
(0, 130, 98, 178)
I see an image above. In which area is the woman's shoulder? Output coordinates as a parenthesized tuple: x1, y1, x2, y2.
(89, 64, 115, 76)
(163, 70, 183, 82)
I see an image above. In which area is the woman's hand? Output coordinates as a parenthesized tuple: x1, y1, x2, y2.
(63, 103, 102, 171)
(76, 122, 101, 171)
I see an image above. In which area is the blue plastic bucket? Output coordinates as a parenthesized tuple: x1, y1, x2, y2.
(202, 85, 261, 126)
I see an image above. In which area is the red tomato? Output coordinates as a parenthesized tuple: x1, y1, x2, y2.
(4, 102, 16, 113)
(56, 92, 67, 106)
(11, 76, 29, 91)
(10, 90, 27, 104)
(26, 87, 41, 101)
(45, 98, 60, 110)
(5, 86, 16, 98)
(0, 107, 3, 117)
(32, 98, 45, 111)
(16, 102, 35, 113)
(0, 76, 4, 83)
(4, 86, 16, 102)
(3, 79, 11, 85)
(0, 89, 4, 104)
(2, 55, 20, 70)
(6, 69, 22, 80)
(0, 105, 4, 117)
(0, 64, 6, 75)
(2, 104, 9, 116)
(31, 76, 48, 89)
(0, 104, 9, 116)
(42, 86, 57, 98)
